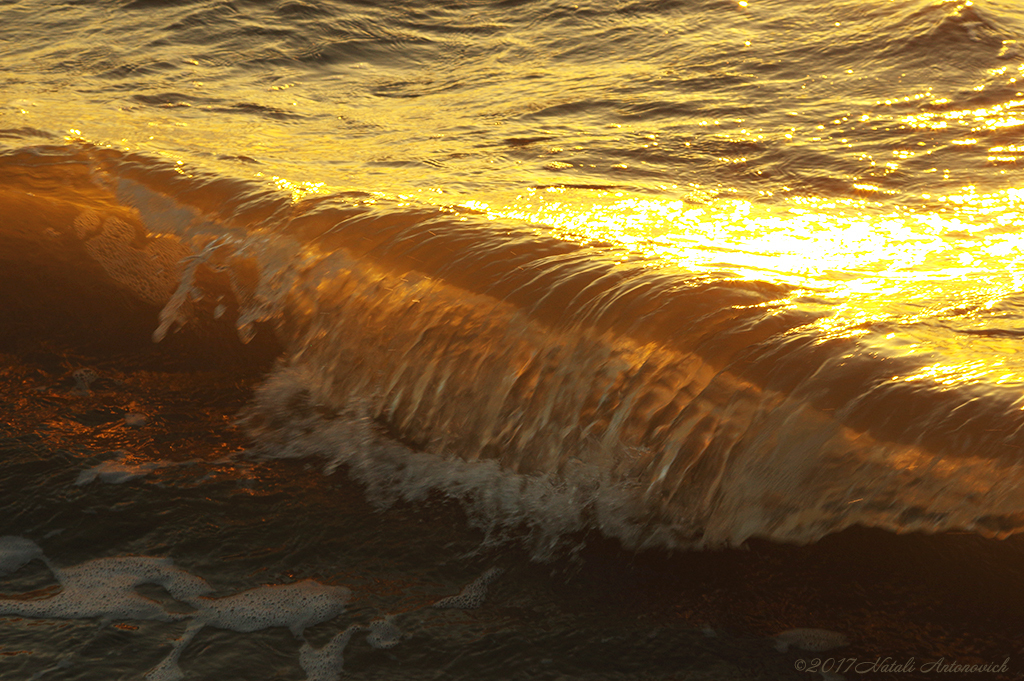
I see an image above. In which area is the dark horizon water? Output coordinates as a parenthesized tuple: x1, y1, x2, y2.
(2, 0, 1024, 678)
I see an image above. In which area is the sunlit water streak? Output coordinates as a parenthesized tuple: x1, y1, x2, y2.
(463, 184, 1024, 386)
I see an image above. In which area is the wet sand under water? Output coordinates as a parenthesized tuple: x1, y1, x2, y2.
(0, 295, 1021, 681)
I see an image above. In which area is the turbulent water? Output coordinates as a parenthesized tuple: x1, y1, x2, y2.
(2, 0, 1024, 679)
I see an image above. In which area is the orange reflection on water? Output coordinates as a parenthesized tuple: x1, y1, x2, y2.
(464, 183, 1024, 386)
(255, 173, 328, 202)
(900, 96, 1024, 132)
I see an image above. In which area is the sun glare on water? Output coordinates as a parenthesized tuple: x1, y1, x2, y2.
(461, 183, 1024, 387)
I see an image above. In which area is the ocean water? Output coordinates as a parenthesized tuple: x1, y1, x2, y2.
(2, 0, 1024, 678)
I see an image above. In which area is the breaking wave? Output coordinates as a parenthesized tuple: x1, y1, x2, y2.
(3, 142, 1024, 554)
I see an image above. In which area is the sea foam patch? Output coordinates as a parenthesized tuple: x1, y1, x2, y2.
(75, 452, 164, 486)
(294, 615, 405, 679)
(242, 364, 659, 559)
(0, 549, 212, 623)
(146, 580, 352, 681)
(71, 367, 98, 395)
(299, 625, 362, 681)
(0, 535, 48, 574)
(0, 538, 351, 680)
(365, 615, 403, 649)
(0, 537, 503, 680)
(774, 628, 850, 653)
(194, 579, 350, 636)
(432, 567, 504, 609)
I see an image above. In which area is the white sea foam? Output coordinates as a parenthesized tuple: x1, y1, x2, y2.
(193, 579, 350, 637)
(75, 452, 163, 486)
(71, 367, 98, 395)
(293, 616, 405, 680)
(773, 628, 850, 653)
(299, 625, 359, 681)
(432, 567, 503, 610)
(124, 412, 148, 427)
(72, 210, 190, 309)
(145, 621, 204, 681)
(0, 535, 48, 574)
(0, 538, 350, 680)
(243, 364, 666, 559)
(0, 553, 209, 622)
(365, 615, 403, 648)
(0, 537, 504, 679)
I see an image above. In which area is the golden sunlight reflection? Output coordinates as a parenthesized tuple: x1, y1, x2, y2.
(255, 173, 329, 202)
(899, 94, 1024, 132)
(461, 184, 1024, 385)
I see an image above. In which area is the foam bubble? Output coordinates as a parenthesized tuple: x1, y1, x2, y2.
(193, 579, 350, 637)
(773, 628, 849, 653)
(0, 540, 350, 679)
(432, 567, 503, 610)
(0, 536, 46, 574)
(141, 581, 350, 680)
(73, 211, 190, 308)
(145, 620, 204, 681)
(124, 413, 148, 427)
(365, 615, 403, 649)
(0, 539, 510, 678)
(0, 555, 210, 622)
(242, 369, 658, 559)
(71, 367, 98, 395)
(73, 210, 102, 238)
(75, 453, 162, 486)
(299, 626, 359, 681)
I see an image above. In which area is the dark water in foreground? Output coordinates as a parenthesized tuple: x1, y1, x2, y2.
(0, 331, 1022, 680)
(3, 0, 1024, 677)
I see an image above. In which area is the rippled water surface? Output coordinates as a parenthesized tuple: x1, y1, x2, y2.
(2, 0, 1024, 678)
